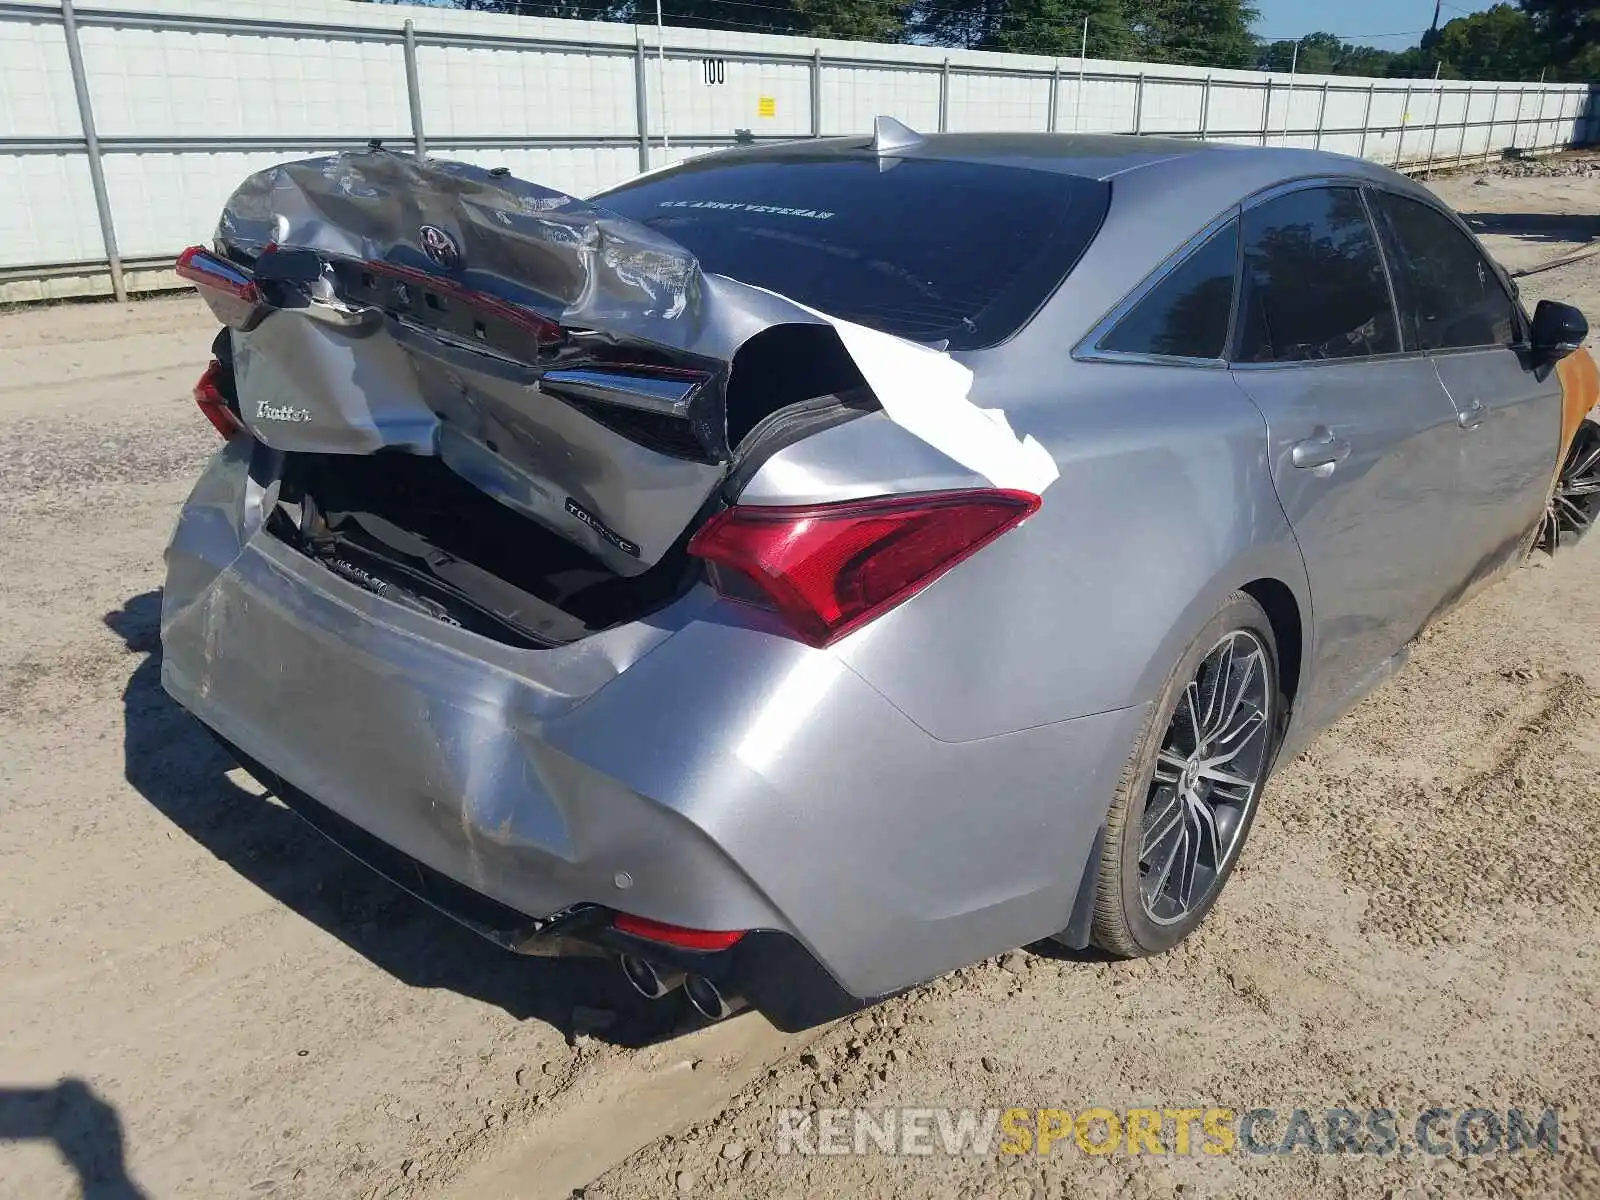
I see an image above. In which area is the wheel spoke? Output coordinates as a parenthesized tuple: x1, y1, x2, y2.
(1206, 709, 1266, 764)
(1208, 651, 1262, 744)
(1571, 439, 1600, 480)
(1174, 805, 1202, 910)
(1201, 639, 1234, 734)
(1147, 816, 1186, 906)
(1197, 762, 1253, 788)
(1556, 495, 1592, 529)
(1182, 681, 1204, 745)
(1140, 789, 1184, 860)
(1188, 791, 1223, 869)
(1154, 750, 1188, 784)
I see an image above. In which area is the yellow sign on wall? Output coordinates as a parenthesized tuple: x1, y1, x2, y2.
(758, 96, 776, 118)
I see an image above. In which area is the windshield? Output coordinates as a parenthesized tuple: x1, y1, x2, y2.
(595, 153, 1110, 350)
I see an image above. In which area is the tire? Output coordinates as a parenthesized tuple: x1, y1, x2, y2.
(1090, 592, 1285, 957)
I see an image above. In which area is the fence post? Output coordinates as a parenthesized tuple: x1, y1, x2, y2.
(1534, 86, 1549, 152)
(1259, 79, 1272, 145)
(402, 20, 426, 160)
(59, 0, 124, 302)
(1484, 87, 1500, 162)
(1313, 81, 1328, 149)
(633, 33, 651, 172)
(1357, 83, 1375, 159)
(810, 48, 821, 137)
(1425, 83, 1444, 166)
(1513, 86, 1527, 152)
(1132, 72, 1144, 135)
(939, 58, 950, 133)
(1047, 61, 1059, 133)
(1397, 82, 1412, 165)
(1199, 75, 1212, 140)
(1455, 85, 1471, 164)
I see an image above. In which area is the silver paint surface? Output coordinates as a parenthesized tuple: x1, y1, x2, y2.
(162, 135, 1567, 1003)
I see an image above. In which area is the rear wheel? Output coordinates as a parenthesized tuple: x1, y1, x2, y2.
(1091, 593, 1282, 957)
(1538, 419, 1600, 554)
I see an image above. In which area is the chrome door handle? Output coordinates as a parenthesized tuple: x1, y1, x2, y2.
(1290, 428, 1352, 471)
(1457, 400, 1486, 430)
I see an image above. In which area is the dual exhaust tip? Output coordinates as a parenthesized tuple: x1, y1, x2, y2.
(618, 952, 744, 1021)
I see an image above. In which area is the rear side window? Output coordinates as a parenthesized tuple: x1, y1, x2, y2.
(1099, 220, 1239, 360)
(1369, 190, 1519, 351)
(1234, 187, 1399, 364)
(594, 155, 1111, 350)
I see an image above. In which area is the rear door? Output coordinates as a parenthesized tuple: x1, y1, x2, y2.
(1367, 187, 1562, 573)
(1227, 184, 1465, 724)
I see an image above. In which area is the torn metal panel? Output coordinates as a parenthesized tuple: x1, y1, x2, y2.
(208, 150, 1057, 575)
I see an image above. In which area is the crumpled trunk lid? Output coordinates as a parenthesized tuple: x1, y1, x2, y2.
(209, 149, 842, 575)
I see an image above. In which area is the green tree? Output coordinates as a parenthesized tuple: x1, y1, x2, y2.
(912, 0, 1134, 57)
(1521, 0, 1600, 71)
(1434, 5, 1542, 79)
(1260, 32, 1357, 74)
(1133, 0, 1259, 69)
(652, 0, 909, 38)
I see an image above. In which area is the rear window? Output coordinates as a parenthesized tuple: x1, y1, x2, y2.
(595, 154, 1111, 350)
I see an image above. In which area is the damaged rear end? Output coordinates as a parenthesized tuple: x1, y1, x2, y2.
(161, 146, 1090, 1028)
(178, 152, 877, 645)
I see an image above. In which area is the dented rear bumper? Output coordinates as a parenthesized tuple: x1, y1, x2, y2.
(160, 442, 1137, 1021)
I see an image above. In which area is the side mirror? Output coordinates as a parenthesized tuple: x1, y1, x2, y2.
(1532, 300, 1588, 362)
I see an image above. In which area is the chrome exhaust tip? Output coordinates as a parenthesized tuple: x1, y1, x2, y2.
(683, 974, 745, 1022)
(619, 953, 684, 1001)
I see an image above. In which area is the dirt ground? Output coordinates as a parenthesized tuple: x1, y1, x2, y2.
(3, 163, 1599, 1200)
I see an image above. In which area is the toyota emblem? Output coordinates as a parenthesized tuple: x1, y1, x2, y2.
(419, 224, 461, 269)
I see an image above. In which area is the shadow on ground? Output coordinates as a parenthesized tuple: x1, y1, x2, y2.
(1461, 211, 1600, 245)
(106, 589, 691, 1048)
(0, 1080, 147, 1200)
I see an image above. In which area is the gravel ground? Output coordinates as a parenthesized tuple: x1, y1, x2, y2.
(2, 165, 1599, 1200)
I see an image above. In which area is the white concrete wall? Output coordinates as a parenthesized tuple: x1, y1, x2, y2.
(0, 0, 1594, 299)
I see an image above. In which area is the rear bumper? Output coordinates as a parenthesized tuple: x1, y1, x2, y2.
(160, 443, 1141, 1014)
(211, 731, 864, 1031)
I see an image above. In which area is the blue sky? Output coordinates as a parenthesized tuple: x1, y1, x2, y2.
(1251, 0, 1495, 45)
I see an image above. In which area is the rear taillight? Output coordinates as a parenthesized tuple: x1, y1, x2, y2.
(176, 246, 261, 329)
(613, 913, 746, 951)
(687, 490, 1040, 648)
(193, 360, 244, 439)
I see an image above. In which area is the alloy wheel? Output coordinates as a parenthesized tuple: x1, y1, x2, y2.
(1138, 630, 1273, 926)
(1540, 422, 1600, 553)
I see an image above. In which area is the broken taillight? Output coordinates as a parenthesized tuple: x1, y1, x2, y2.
(177, 246, 262, 330)
(687, 490, 1040, 648)
(193, 360, 244, 439)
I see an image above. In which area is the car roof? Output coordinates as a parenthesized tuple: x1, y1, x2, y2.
(642, 131, 1446, 358)
(684, 131, 1416, 190)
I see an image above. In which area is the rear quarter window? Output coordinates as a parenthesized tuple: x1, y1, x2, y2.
(594, 154, 1111, 351)
(1098, 219, 1239, 361)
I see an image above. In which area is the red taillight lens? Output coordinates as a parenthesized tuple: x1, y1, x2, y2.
(193, 360, 244, 439)
(687, 489, 1040, 648)
(176, 246, 262, 329)
(613, 913, 746, 951)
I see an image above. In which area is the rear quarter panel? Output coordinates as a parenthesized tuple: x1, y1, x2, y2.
(739, 356, 1312, 744)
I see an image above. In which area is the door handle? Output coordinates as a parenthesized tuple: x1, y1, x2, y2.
(1457, 400, 1486, 430)
(1290, 427, 1352, 471)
